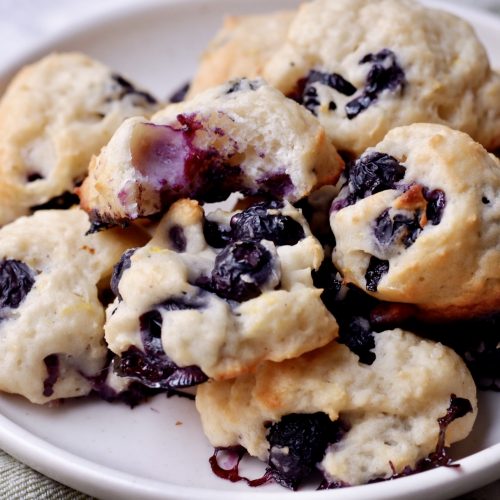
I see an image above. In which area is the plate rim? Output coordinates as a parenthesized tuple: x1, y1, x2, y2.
(0, 0, 500, 498)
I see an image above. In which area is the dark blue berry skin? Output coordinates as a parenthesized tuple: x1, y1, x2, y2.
(289, 70, 357, 116)
(210, 240, 274, 302)
(203, 218, 232, 249)
(31, 191, 80, 211)
(168, 225, 187, 252)
(365, 257, 389, 292)
(0, 259, 35, 311)
(113, 297, 208, 389)
(230, 202, 305, 246)
(424, 189, 446, 225)
(42, 354, 59, 397)
(346, 49, 406, 119)
(332, 152, 406, 213)
(266, 413, 347, 490)
(168, 81, 190, 103)
(110, 249, 137, 300)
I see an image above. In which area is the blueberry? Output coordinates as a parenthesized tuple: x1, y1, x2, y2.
(346, 49, 406, 119)
(0, 259, 35, 311)
(113, 296, 209, 389)
(42, 354, 59, 397)
(424, 189, 446, 225)
(210, 240, 275, 302)
(365, 256, 389, 292)
(168, 81, 190, 103)
(266, 413, 347, 490)
(290, 70, 357, 116)
(374, 209, 422, 249)
(168, 225, 186, 252)
(110, 249, 137, 300)
(230, 202, 305, 246)
(257, 173, 294, 198)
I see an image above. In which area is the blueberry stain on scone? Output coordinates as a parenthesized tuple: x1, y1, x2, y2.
(0, 53, 160, 227)
(79, 78, 343, 225)
(104, 199, 338, 384)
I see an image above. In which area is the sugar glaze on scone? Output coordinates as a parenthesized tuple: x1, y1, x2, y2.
(79, 79, 343, 226)
(188, 10, 293, 97)
(0, 52, 159, 226)
(196, 329, 476, 487)
(192, 0, 500, 154)
(331, 123, 500, 320)
(0, 208, 146, 404)
(105, 199, 338, 386)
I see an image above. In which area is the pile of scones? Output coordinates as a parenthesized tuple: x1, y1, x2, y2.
(1, 0, 500, 490)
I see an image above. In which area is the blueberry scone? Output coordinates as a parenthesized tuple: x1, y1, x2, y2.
(196, 329, 477, 488)
(79, 78, 343, 227)
(194, 0, 500, 154)
(0, 208, 147, 404)
(0, 52, 159, 226)
(331, 123, 500, 320)
(187, 10, 293, 97)
(105, 198, 338, 388)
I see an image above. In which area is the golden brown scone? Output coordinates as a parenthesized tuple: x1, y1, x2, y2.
(105, 198, 338, 385)
(196, 329, 477, 487)
(331, 123, 500, 320)
(188, 10, 294, 97)
(0, 208, 147, 404)
(0, 52, 159, 226)
(79, 78, 343, 227)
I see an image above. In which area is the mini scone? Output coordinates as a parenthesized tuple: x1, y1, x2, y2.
(330, 123, 500, 320)
(193, 0, 500, 154)
(187, 10, 294, 97)
(196, 329, 477, 488)
(105, 199, 338, 387)
(0, 52, 159, 226)
(79, 78, 343, 227)
(0, 208, 147, 404)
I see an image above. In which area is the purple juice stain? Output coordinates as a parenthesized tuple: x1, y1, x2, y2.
(42, 354, 59, 397)
(257, 173, 294, 198)
(0, 259, 36, 311)
(266, 413, 348, 490)
(346, 49, 406, 119)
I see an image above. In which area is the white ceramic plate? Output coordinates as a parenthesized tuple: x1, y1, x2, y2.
(0, 1, 499, 499)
